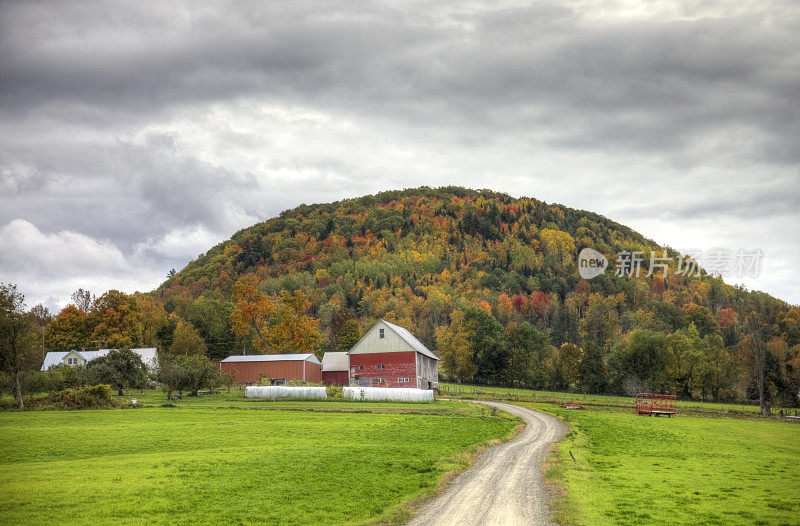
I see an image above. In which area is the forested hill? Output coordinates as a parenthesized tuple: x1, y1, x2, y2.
(148, 186, 797, 404)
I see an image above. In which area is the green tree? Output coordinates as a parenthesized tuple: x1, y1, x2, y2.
(180, 355, 223, 396)
(506, 322, 550, 388)
(336, 319, 361, 351)
(0, 284, 39, 408)
(87, 349, 148, 396)
(435, 310, 476, 383)
(170, 320, 207, 356)
(578, 342, 607, 393)
(696, 334, 735, 401)
(464, 307, 508, 386)
(666, 324, 703, 398)
(187, 297, 235, 359)
(609, 329, 669, 395)
(158, 355, 222, 398)
(549, 343, 582, 391)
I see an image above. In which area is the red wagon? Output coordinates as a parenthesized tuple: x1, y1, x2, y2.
(636, 393, 676, 417)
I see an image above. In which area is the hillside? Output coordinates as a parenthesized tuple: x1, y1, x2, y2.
(150, 186, 798, 406)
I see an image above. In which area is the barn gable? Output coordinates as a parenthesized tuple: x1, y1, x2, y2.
(348, 320, 438, 360)
(347, 320, 438, 389)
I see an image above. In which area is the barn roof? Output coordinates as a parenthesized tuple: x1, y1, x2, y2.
(220, 353, 322, 365)
(382, 320, 439, 360)
(321, 352, 349, 371)
(41, 348, 159, 371)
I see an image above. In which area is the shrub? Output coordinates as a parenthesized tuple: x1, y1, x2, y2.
(28, 365, 89, 394)
(326, 385, 343, 398)
(1, 384, 127, 411)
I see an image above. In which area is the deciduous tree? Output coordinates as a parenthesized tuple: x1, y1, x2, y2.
(170, 320, 207, 356)
(86, 348, 148, 396)
(0, 284, 40, 408)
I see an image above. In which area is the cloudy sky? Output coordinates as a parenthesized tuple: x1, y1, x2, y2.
(1, 0, 798, 312)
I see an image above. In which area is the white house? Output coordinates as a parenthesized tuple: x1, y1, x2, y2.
(41, 348, 160, 371)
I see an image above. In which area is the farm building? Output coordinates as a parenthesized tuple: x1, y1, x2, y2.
(348, 320, 439, 389)
(220, 353, 322, 384)
(41, 348, 159, 371)
(321, 352, 349, 386)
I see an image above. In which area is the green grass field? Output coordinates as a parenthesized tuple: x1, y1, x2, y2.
(440, 383, 797, 415)
(0, 401, 518, 525)
(116, 387, 478, 413)
(535, 403, 800, 525)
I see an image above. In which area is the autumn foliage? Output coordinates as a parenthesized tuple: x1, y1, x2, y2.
(37, 187, 799, 406)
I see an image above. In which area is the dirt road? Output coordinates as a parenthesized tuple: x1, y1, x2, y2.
(407, 402, 565, 526)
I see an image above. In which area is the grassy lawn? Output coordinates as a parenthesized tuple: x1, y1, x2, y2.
(116, 387, 477, 414)
(440, 382, 796, 415)
(0, 402, 518, 525)
(534, 403, 800, 525)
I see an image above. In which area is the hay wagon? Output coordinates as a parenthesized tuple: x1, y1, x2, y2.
(636, 393, 676, 417)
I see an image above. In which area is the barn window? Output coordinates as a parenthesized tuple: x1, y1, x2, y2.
(379, 328, 385, 338)
(375, 378, 385, 383)
(357, 365, 363, 371)
(377, 364, 385, 370)
(67, 357, 77, 366)
(398, 377, 409, 383)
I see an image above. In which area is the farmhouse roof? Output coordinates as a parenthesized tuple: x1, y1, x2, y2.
(321, 352, 349, 372)
(220, 353, 321, 365)
(381, 320, 439, 360)
(41, 348, 159, 371)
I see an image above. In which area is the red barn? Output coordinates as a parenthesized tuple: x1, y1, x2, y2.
(348, 320, 439, 389)
(220, 353, 322, 384)
(321, 352, 349, 386)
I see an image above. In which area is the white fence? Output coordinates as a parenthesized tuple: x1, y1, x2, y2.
(245, 386, 328, 400)
(342, 387, 434, 402)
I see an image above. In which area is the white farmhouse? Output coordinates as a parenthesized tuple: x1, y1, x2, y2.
(41, 348, 159, 371)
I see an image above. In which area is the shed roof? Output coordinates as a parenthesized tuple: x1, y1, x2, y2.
(381, 320, 439, 360)
(220, 353, 321, 365)
(321, 352, 349, 372)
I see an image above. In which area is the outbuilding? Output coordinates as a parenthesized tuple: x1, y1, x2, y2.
(220, 353, 322, 384)
(348, 320, 438, 389)
(321, 352, 349, 386)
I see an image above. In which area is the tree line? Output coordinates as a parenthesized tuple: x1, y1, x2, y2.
(3, 188, 799, 413)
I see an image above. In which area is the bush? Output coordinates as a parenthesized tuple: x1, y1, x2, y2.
(326, 385, 343, 398)
(1, 384, 128, 411)
(28, 365, 89, 394)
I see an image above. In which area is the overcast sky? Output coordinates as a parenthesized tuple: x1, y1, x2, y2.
(1, 0, 798, 312)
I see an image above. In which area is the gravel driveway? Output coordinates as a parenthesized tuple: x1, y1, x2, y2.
(407, 401, 566, 526)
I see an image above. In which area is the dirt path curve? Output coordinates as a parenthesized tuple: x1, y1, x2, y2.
(407, 401, 566, 526)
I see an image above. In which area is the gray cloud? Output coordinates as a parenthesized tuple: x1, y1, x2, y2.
(1, 0, 799, 307)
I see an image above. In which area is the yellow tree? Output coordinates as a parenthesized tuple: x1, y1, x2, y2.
(435, 310, 475, 382)
(496, 293, 514, 323)
(89, 290, 143, 349)
(133, 293, 168, 347)
(46, 305, 90, 350)
(268, 290, 323, 356)
(170, 320, 207, 356)
(231, 277, 275, 353)
(231, 280, 322, 355)
(539, 229, 576, 267)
